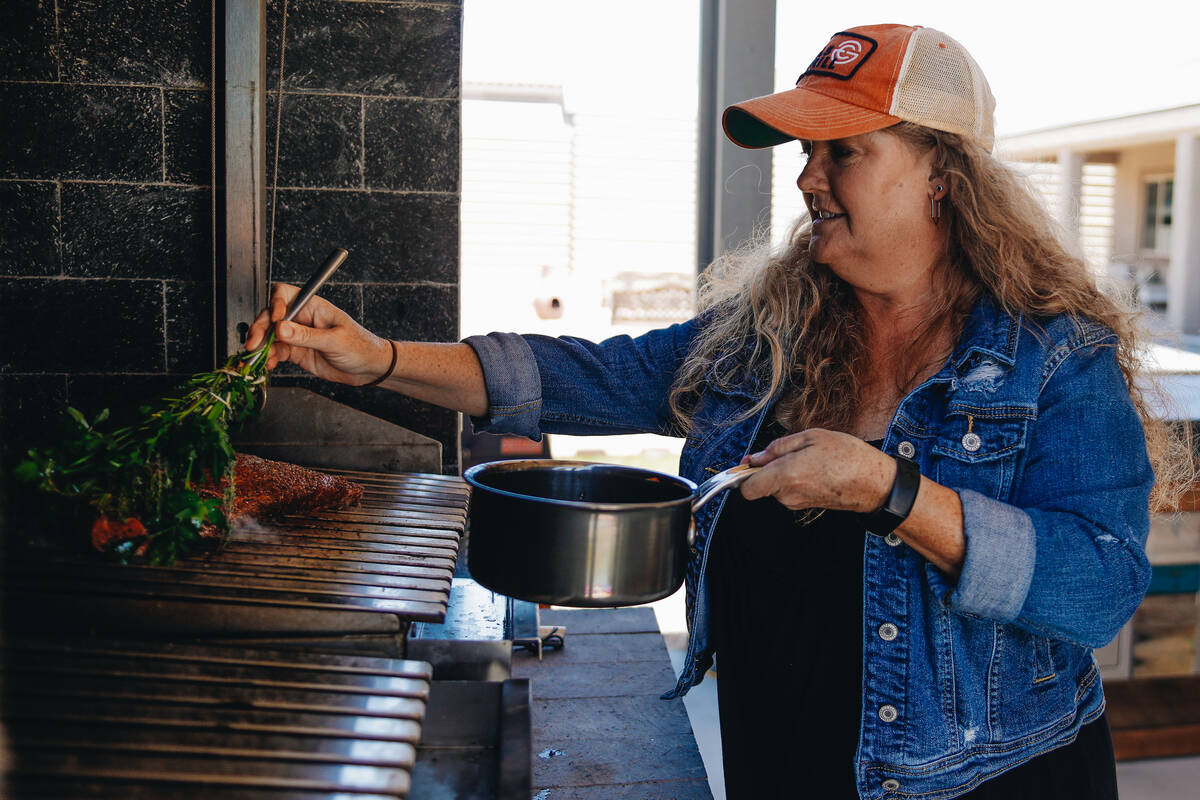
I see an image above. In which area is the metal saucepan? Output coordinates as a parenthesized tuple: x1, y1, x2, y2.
(463, 459, 760, 607)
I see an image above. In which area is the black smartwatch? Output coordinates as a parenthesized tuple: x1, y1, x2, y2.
(861, 455, 921, 535)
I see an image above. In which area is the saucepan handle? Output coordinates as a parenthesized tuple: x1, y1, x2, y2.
(691, 463, 761, 513)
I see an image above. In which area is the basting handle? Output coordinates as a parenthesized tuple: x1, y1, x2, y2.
(283, 247, 349, 322)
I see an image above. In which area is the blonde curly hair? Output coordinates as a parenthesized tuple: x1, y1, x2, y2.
(668, 122, 1192, 510)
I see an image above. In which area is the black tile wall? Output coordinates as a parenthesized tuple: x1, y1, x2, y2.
(61, 183, 211, 280)
(364, 99, 459, 192)
(0, 278, 165, 374)
(165, 280, 215, 373)
(1, 84, 164, 181)
(2, 0, 464, 473)
(0, 375, 69, 450)
(164, 89, 213, 184)
(269, 92, 363, 188)
(361, 284, 458, 344)
(0, 182, 60, 276)
(0, 1, 58, 81)
(1, 1, 212, 454)
(273, 0, 461, 98)
(269, 190, 457, 284)
(58, 0, 211, 87)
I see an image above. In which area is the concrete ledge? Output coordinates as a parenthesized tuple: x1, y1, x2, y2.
(515, 607, 713, 799)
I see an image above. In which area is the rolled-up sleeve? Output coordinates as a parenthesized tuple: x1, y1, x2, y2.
(463, 317, 703, 441)
(942, 489, 1037, 621)
(462, 332, 544, 440)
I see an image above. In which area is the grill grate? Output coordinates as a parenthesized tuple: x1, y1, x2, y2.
(1, 639, 434, 799)
(4, 470, 469, 636)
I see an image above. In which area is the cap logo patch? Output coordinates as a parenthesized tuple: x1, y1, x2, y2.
(800, 32, 877, 82)
(830, 40, 863, 64)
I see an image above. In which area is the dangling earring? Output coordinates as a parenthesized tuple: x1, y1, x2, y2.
(930, 185, 944, 223)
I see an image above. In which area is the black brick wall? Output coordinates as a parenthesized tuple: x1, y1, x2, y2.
(1, 0, 463, 474)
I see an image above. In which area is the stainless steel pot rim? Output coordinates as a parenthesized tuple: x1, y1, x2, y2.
(463, 459, 698, 512)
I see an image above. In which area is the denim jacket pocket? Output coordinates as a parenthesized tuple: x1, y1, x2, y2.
(932, 405, 1033, 501)
(993, 627, 1078, 741)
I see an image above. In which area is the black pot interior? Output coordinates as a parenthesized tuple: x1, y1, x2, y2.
(470, 462, 694, 505)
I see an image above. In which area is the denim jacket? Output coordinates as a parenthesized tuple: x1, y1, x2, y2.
(464, 295, 1153, 800)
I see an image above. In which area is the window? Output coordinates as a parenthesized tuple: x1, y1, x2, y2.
(1142, 174, 1174, 254)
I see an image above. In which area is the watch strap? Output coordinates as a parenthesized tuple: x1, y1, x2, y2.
(861, 455, 921, 535)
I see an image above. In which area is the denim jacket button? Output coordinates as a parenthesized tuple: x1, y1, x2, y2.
(884, 532, 902, 547)
(878, 623, 899, 641)
(961, 431, 982, 452)
(882, 779, 901, 792)
(897, 440, 916, 459)
(878, 704, 899, 722)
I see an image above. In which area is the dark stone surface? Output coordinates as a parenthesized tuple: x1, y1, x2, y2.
(516, 632, 672, 665)
(0, 278, 165, 373)
(0, 84, 162, 181)
(61, 183, 211, 280)
(164, 89, 213, 185)
(363, 99, 458, 192)
(0, 0, 58, 81)
(541, 607, 661, 634)
(514, 657, 678, 699)
(531, 734, 711, 789)
(539, 780, 714, 799)
(166, 280, 214, 373)
(58, 0, 210, 87)
(268, 92, 363, 188)
(268, 190, 458, 284)
(513, 608, 713, 795)
(361, 284, 457, 343)
(271, 0, 461, 97)
(531, 693, 694, 742)
(0, 182, 60, 276)
(0, 374, 69, 451)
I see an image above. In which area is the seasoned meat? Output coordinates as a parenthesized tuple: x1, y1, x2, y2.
(85, 455, 363, 554)
(91, 516, 148, 551)
(199, 453, 364, 520)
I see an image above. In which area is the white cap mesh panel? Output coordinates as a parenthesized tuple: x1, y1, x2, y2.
(891, 28, 996, 151)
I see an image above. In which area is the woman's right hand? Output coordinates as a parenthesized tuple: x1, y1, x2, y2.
(245, 283, 394, 386)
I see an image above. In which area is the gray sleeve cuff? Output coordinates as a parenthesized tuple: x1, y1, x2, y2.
(462, 332, 544, 440)
(944, 488, 1037, 621)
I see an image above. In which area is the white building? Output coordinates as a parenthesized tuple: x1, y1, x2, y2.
(999, 104, 1200, 332)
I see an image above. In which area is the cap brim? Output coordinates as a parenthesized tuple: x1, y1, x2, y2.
(723, 85, 902, 149)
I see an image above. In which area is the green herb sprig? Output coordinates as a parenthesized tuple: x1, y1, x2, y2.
(15, 332, 278, 564)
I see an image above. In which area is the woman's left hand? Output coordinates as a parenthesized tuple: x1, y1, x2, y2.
(739, 428, 895, 514)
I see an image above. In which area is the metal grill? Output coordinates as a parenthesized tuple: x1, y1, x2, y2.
(1, 638, 432, 799)
(4, 470, 468, 637)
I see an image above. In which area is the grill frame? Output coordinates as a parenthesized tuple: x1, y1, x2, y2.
(1, 638, 435, 798)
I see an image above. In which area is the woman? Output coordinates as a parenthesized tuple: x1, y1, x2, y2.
(248, 24, 1186, 799)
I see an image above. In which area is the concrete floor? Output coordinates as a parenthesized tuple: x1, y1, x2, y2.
(648, 590, 1200, 800)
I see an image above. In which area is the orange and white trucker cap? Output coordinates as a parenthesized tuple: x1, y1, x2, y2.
(723, 24, 996, 152)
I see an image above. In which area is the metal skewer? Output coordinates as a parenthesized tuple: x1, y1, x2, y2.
(284, 247, 349, 322)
